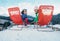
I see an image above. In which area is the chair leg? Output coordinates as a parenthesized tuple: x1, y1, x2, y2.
(36, 23, 38, 29)
(37, 25, 41, 31)
(51, 25, 54, 30)
(33, 23, 35, 29)
(17, 25, 23, 31)
(33, 22, 37, 29)
(21, 25, 24, 30)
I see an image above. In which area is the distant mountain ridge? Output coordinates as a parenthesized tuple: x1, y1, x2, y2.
(0, 13, 60, 25)
(51, 13, 60, 25)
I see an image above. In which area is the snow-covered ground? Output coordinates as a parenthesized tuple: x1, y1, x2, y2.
(0, 25, 60, 41)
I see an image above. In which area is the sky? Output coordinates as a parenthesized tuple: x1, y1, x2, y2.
(0, 0, 60, 16)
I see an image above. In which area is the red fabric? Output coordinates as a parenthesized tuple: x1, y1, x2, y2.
(38, 5, 54, 26)
(8, 7, 23, 25)
(25, 18, 29, 24)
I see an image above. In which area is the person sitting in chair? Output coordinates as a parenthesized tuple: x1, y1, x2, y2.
(21, 9, 34, 26)
(33, 6, 38, 23)
(21, 9, 28, 26)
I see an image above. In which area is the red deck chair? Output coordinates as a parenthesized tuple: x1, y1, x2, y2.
(37, 5, 54, 28)
(8, 7, 23, 30)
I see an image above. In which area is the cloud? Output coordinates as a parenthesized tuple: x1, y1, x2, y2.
(1, 2, 37, 17)
(0, 2, 60, 17)
(38, 3, 60, 15)
(53, 5, 60, 15)
(0, 6, 8, 16)
(17, 2, 60, 15)
(0, 7, 5, 14)
(18, 2, 37, 17)
(0, 5, 18, 16)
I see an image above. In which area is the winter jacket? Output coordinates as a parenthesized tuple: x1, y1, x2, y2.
(34, 13, 38, 22)
(21, 14, 27, 21)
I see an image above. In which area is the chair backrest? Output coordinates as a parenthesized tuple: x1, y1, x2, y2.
(38, 5, 54, 26)
(8, 7, 23, 25)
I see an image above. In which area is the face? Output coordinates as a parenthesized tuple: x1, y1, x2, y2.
(34, 9, 38, 12)
(34, 6, 38, 13)
(24, 10, 27, 14)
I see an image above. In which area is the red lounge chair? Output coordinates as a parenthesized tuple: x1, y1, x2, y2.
(36, 5, 54, 29)
(8, 7, 23, 30)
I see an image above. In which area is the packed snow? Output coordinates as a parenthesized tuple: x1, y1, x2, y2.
(0, 25, 60, 41)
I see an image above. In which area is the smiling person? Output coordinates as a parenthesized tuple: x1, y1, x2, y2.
(21, 9, 34, 26)
(33, 6, 38, 23)
(21, 9, 28, 26)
